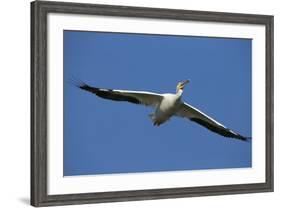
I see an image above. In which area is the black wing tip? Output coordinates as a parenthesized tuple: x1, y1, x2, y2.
(79, 83, 94, 91)
(67, 77, 99, 93)
(190, 118, 251, 142)
(236, 135, 252, 142)
(67, 78, 141, 104)
(67, 77, 87, 88)
(228, 129, 251, 142)
(216, 129, 251, 142)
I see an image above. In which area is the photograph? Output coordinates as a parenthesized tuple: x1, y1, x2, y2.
(30, 1, 273, 206)
(64, 31, 252, 176)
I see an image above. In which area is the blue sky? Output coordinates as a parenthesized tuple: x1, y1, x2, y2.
(63, 30, 252, 176)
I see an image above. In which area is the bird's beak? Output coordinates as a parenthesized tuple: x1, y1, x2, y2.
(181, 80, 190, 88)
(182, 80, 190, 86)
(179, 80, 190, 90)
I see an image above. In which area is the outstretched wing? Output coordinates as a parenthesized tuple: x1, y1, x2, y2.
(176, 102, 250, 141)
(77, 83, 163, 107)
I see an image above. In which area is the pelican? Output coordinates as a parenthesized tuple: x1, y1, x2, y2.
(75, 80, 250, 141)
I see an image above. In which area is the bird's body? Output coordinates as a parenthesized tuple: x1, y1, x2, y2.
(151, 93, 181, 126)
(75, 80, 250, 141)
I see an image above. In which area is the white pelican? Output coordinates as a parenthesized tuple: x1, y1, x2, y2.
(75, 80, 250, 141)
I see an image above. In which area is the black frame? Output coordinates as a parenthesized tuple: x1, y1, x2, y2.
(31, 0, 274, 207)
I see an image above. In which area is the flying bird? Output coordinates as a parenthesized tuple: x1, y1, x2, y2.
(74, 80, 250, 141)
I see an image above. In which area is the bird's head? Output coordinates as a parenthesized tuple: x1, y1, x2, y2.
(176, 80, 190, 93)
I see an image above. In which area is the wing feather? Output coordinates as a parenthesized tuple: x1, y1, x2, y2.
(78, 83, 163, 107)
(176, 102, 250, 141)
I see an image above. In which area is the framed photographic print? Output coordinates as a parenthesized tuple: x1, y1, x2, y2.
(31, 0, 274, 207)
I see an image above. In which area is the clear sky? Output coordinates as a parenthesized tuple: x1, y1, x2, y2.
(63, 30, 252, 176)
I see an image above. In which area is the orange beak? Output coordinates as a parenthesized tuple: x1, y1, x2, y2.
(179, 80, 190, 89)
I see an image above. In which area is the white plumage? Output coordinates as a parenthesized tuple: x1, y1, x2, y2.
(76, 80, 249, 141)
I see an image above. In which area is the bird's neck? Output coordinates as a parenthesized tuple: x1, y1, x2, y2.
(176, 89, 183, 98)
